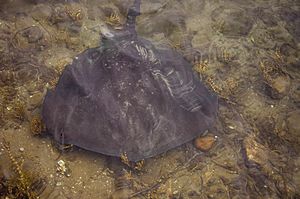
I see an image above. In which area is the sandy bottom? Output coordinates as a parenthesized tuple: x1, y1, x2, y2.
(0, 0, 299, 198)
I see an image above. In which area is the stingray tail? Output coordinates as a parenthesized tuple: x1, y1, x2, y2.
(125, 0, 141, 32)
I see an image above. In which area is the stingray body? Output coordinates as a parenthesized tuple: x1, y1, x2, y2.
(42, 0, 218, 161)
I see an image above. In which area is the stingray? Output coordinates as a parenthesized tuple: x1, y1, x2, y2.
(42, 0, 218, 162)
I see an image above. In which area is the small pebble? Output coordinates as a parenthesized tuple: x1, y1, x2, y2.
(228, 125, 235, 129)
(194, 135, 216, 151)
(19, 147, 25, 152)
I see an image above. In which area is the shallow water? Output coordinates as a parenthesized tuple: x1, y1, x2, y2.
(0, 0, 299, 198)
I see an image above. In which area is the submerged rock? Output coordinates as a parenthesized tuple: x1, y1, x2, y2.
(22, 26, 43, 43)
(279, 7, 300, 42)
(194, 134, 216, 152)
(286, 111, 300, 144)
(211, 7, 253, 37)
(269, 75, 291, 99)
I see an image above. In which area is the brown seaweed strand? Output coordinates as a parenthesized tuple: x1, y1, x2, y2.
(2, 139, 37, 199)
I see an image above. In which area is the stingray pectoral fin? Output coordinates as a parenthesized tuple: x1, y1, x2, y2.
(56, 64, 90, 98)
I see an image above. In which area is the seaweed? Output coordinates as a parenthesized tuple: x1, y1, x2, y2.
(105, 12, 122, 27)
(10, 100, 26, 123)
(64, 4, 84, 22)
(30, 115, 45, 136)
(120, 153, 145, 171)
(0, 85, 19, 127)
(193, 59, 239, 103)
(0, 140, 43, 199)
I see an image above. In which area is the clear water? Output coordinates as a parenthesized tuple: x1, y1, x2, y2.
(0, 0, 299, 198)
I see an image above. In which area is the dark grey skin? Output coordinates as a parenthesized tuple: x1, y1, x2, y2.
(42, 0, 218, 162)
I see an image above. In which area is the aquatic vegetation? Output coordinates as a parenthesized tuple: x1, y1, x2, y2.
(193, 59, 239, 102)
(0, 86, 14, 127)
(54, 58, 70, 75)
(65, 4, 84, 22)
(48, 77, 59, 89)
(193, 60, 208, 74)
(259, 60, 278, 84)
(1, 140, 38, 199)
(30, 115, 44, 136)
(120, 152, 130, 167)
(50, 4, 83, 24)
(205, 77, 223, 97)
(120, 152, 145, 172)
(242, 134, 296, 198)
(10, 100, 26, 123)
(259, 51, 291, 98)
(105, 12, 122, 27)
(217, 48, 234, 63)
(212, 19, 225, 34)
(193, 61, 224, 97)
(0, 86, 25, 127)
(221, 77, 240, 99)
(134, 160, 145, 171)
